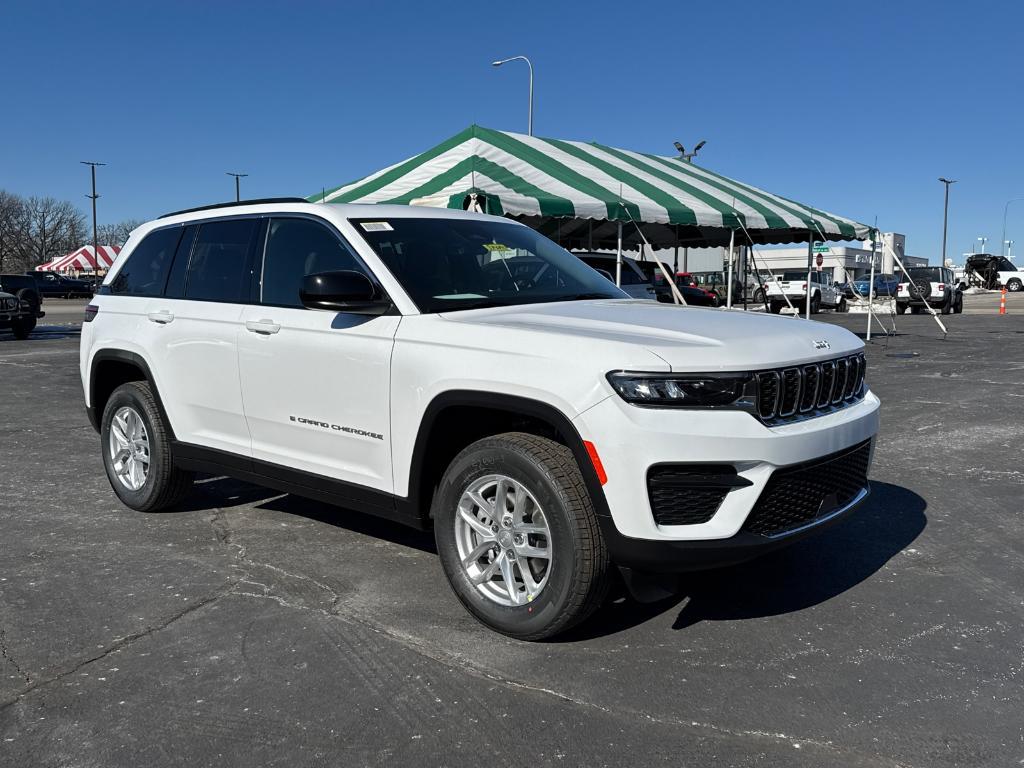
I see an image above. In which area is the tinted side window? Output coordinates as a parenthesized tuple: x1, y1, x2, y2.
(260, 218, 363, 307)
(109, 227, 183, 296)
(185, 219, 259, 302)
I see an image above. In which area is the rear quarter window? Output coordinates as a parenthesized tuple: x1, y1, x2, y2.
(109, 227, 184, 296)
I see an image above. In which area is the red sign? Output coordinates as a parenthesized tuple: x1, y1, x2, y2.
(815, 253, 823, 267)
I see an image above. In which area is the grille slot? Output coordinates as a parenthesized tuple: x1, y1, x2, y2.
(779, 369, 800, 416)
(756, 371, 780, 419)
(832, 358, 849, 404)
(799, 365, 820, 412)
(742, 440, 871, 537)
(647, 465, 752, 526)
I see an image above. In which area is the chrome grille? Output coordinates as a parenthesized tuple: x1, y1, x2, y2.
(755, 353, 866, 425)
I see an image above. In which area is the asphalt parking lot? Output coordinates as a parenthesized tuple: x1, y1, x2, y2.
(1, 297, 1022, 767)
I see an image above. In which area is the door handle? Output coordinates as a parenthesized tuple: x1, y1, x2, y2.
(147, 310, 174, 324)
(245, 319, 280, 335)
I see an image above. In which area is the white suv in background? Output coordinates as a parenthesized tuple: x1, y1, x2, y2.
(80, 199, 880, 639)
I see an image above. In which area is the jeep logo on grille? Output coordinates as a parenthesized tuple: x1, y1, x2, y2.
(813, 340, 831, 350)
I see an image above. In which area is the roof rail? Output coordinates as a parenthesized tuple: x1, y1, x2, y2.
(159, 197, 310, 219)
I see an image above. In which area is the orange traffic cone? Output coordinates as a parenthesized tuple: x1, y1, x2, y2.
(1000, 287, 1007, 315)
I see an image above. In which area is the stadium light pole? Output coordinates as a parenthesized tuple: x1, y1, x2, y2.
(226, 172, 248, 202)
(674, 140, 707, 163)
(491, 56, 534, 136)
(81, 161, 105, 270)
(938, 178, 955, 266)
(1000, 197, 1024, 256)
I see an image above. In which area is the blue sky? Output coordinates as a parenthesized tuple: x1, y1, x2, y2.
(3, 0, 1020, 262)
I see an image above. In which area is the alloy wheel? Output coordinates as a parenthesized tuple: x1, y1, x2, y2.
(454, 474, 552, 606)
(108, 406, 150, 491)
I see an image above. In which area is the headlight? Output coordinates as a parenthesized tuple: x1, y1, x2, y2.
(606, 371, 754, 408)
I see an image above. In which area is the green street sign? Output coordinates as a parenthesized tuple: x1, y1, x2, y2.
(813, 245, 829, 253)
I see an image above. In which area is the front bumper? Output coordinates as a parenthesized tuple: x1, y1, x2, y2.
(573, 390, 880, 571)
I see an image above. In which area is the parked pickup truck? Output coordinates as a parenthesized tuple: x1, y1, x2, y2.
(765, 271, 847, 314)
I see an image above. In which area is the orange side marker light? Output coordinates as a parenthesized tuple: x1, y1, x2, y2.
(583, 440, 608, 485)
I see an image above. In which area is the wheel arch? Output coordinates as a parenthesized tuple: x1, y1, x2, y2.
(402, 390, 611, 525)
(88, 349, 175, 439)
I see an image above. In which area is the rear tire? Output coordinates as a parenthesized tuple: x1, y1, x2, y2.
(896, 303, 907, 315)
(101, 381, 194, 512)
(954, 295, 963, 313)
(432, 432, 610, 640)
(941, 294, 952, 315)
(810, 294, 821, 314)
(836, 298, 848, 313)
(769, 302, 783, 314)
(1007, 279, 1023, 292)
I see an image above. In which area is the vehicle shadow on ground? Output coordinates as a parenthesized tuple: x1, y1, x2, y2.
(0, 326, 81, 342)
(174, 475, 438, 554)
(565, 481, 926, 640)
(175, 476, 924, 639)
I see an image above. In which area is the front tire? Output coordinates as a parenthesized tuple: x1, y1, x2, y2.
(432, 432, 609, 640)
(1007, 279, 1023, 292)
(836, 297, 848, 313)
(810, 294, 821, 314)
(101, 381, 194, 512)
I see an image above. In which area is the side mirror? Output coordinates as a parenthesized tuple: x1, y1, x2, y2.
(300, 270, 390, 315)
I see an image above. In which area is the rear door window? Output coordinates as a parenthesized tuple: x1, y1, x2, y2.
(184, 219, 259, 302)
(109, 226, 183, 296)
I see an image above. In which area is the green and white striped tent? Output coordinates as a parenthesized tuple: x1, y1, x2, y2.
(311, 125, 871, 251)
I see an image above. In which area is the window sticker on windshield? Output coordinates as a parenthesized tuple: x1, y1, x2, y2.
(482, 242, 510, 252)
(360, 221, 394, 232)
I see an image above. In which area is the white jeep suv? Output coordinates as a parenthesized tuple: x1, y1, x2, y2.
(80, 199, 880, 639)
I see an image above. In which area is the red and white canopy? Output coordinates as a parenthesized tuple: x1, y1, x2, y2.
(41, 245, 122, 273)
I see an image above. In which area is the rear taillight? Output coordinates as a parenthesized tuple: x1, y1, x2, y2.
(937, 283, 945, 292)
(801, 283, 808, 290)
(898, 283, 907, 291)
(84, 304, 99, 322)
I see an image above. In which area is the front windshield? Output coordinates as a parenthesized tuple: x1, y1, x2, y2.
(352, 217, 626, 313)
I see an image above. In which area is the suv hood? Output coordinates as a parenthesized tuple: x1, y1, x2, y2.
(442, 299, 862, 371)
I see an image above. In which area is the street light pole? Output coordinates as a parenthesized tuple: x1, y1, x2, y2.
(978, 236, 988, 254)
(491, 56, 534, 135)
(1001, 197, 1024, 256)
(226, 172, 248, 202)
(81, 161, 105, 270)
(938, 178, 955, 266)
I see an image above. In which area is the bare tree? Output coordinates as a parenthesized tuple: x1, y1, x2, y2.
(97, 219, 144, 247)
(23, 196, 87, 270)
(0, 190, 29, 273)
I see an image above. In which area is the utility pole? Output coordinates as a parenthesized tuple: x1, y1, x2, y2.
(226, 172, 248, 202)
(81, 161, 105, 270)
(938, 178, 955, 266)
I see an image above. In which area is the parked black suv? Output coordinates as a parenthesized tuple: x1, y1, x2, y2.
(25, 270, 93, 298)
(0, 274, 45, 339)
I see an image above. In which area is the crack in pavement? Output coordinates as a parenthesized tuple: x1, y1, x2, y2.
(0, 628, 32, 687)
(0, 580, 240, 712)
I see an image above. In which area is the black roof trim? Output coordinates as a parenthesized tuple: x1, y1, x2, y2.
(159, 197, 310, 219)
